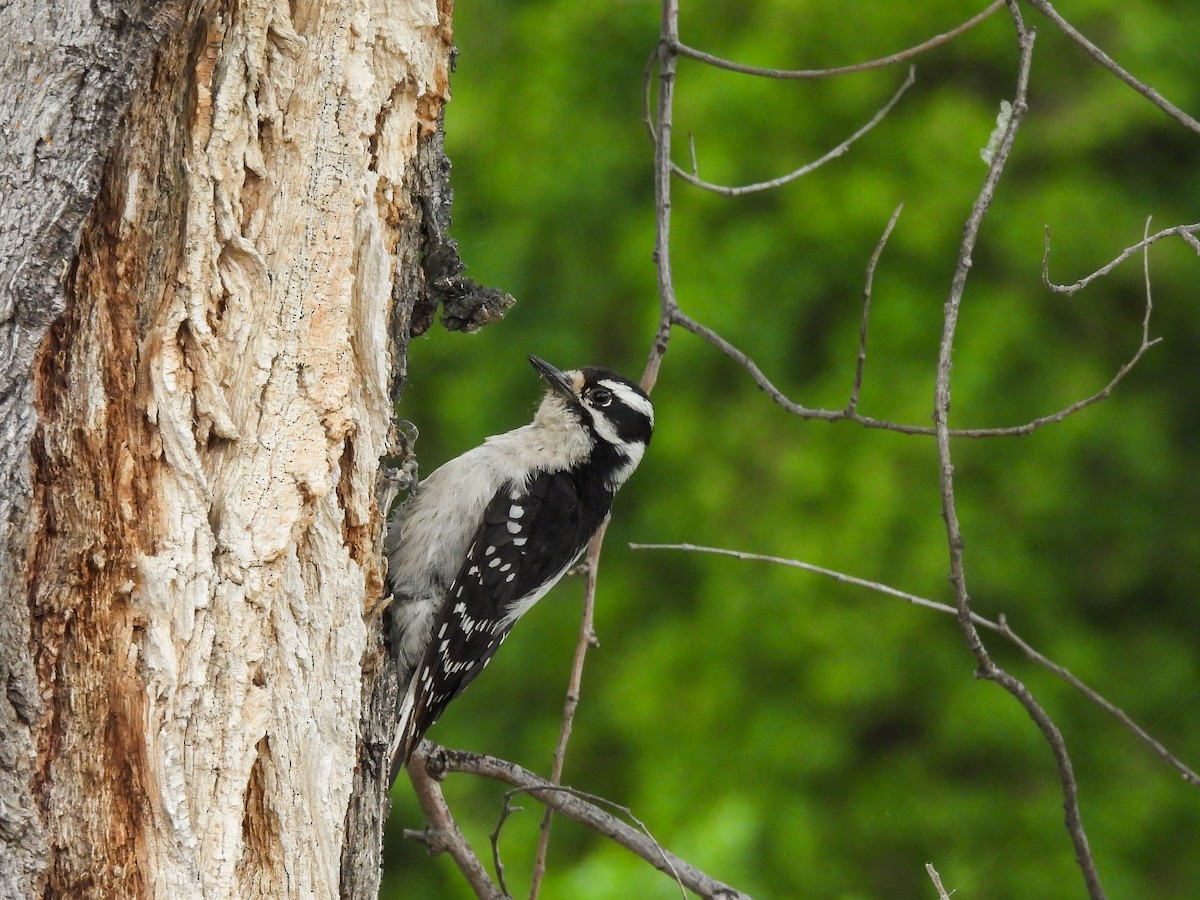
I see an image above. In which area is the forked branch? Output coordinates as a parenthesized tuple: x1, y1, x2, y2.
(931, 4, 1102, 895)
(629, 542, 1200, 790)
(1025, 0, 1200, 134)
(425, 747, 752, 900)
(406, 745, 506, 900)
(1044, 220, 1200, 295)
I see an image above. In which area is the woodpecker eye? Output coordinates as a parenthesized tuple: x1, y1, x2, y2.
(590, 388, 613, 407)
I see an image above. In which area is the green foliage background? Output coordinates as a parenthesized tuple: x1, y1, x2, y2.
(381, 2, 1200, 897)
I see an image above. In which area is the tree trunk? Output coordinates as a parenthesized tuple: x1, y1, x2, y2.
(0, 1, 499, 896)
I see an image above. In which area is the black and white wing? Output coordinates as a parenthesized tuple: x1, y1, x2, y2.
(389, 467, 611, 777)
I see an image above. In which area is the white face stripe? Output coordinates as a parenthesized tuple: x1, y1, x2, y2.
(598, 379, 654, 427)
(590, 411, 647, 489)
(590, 413, 631, 451)
(607, 442, 645, 489)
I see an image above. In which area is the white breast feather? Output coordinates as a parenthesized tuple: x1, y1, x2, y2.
(386, 393, 594, 673)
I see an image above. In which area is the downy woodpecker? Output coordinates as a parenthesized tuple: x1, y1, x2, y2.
(385, 356, 653, 779)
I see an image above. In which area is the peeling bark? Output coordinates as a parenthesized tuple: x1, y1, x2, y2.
(1, 0, 501, 896)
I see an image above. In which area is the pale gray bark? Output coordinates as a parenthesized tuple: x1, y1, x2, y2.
(1, 4, 187, 895)
(0, 1, 507, 897)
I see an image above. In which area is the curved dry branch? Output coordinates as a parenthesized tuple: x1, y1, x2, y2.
(932, 5, 1104, 896)
(1024, 0, 1200, 134)
(672, 285, 1159, 440)
(500, 781, 688, 900)
(1044, 221, 1200, 295)
(405, 745, 506, 900)
(629, 543, 1200, 790)
(642, 26, 682, 394)
(674, 68, 915, 196)
(488, 792, 522, 896)
(426, 747, 752, 900)
(673, 0, 1004, 79)
(850, 203, 904, 412)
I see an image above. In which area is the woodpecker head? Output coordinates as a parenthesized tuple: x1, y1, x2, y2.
(529, 356, 654, 488)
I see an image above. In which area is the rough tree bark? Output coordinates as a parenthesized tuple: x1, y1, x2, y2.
(0, 0, 507, 897)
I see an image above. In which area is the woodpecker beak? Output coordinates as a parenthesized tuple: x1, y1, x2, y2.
(529, 355, 576, 400)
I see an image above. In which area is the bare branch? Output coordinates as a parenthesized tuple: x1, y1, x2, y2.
(427, 748, 751, 900)
(1043, 221, 1200, 295)
(631, 542, 967, 616)
(849, 203, 904, 412)
(1024, 0, 1200, 134)
(628, 543, 1200, 789)
(669, 308, 930, 431)
(992, 613, 1200, 790)
(673, 297, 1159, 440)
(926, 863, 954, 900)
(932, 5, 1104, 894)
(649, 4, 1157, 444)
(530, 520, 610, 899)
(632, 1, 1197, 897)
(673, 1, 1004, 79)
(505, 783, 688, 900)
(674, 68, 915, 196)
(489, 795, 522, 896)
(405, 745, 507, 900)
(641, 19, 683, 394)
(950, 255, 1161, 435)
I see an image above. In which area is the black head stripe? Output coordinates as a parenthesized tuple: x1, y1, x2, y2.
(578, 369, 654, 448)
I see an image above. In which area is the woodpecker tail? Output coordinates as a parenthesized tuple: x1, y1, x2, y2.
(388, 676, 423, 785)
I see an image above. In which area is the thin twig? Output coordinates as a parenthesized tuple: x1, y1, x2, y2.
(405, 745, 507, 900)
(426, 747, 750, 900)
(932, 5, 1104, 895)
(641, 46, 660, 144)
(641, 5, 683, 394)
(673, 0, 1004, 79)
(529, 521, 609, 899)
(628, 543, 1200, 789)
(503, 782, 687, 900)
(926, 863, 954, 899)
(993, 616, 1200, 789)
(534, 7, 684, 888)
(849, 203, 904, 412)
(1043, 221, 1200, 295)
(489, 795, 523, 896)
(672, 297, 1159, 438)
(1024, 0, 1200, 134)
(674, 68, 915, 196)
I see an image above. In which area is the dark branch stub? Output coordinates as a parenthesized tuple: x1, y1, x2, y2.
(411, 120, 515, 336)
